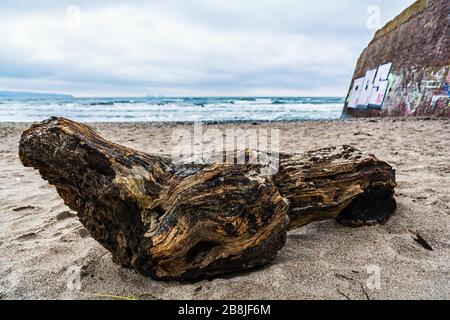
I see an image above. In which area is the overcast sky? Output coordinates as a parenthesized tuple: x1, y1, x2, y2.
(0, 0, 415, 97)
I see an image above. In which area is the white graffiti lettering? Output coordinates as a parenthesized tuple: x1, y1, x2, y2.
(347, 62, 392, 109)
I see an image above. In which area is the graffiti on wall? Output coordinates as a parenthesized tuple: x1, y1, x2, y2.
(422, 67, 450, 109)
(347, 62, 392, 109)
(446, 70, 450, 98)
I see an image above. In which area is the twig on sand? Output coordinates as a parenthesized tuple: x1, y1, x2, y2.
(335, 273, 370, 300)
(80, 292, 137, 300)
(336, 287, 351, 300)
(358, 282, 370, 301)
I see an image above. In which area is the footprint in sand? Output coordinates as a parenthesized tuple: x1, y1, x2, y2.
(55, 211, 77, 221)
(16, 232, 38, 240)
(59, 234, 78, 243)
(12, 206, 36, 212)
(76, 227, 90, 239)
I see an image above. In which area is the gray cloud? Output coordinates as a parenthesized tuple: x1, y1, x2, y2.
(0, 0, 415, 96)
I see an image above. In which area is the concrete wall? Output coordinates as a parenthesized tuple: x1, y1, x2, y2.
(342, 0, 449, 118)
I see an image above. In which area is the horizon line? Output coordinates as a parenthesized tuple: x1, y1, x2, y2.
(0, 90, 345, 99)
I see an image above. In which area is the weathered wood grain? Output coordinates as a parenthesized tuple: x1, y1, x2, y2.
(19, 117, 397, 280)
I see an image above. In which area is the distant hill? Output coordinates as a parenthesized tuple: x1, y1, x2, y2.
(0, 91, 74, 100)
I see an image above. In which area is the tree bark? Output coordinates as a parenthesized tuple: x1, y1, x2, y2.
(19, 117, 396, 281)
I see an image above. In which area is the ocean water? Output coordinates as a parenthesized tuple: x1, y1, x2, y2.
(0, 96, 344, 122)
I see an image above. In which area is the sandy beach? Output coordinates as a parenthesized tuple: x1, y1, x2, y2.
(0, 118, 449, 300)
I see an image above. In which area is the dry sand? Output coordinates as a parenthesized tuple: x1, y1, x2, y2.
(0, 118, 449, 300)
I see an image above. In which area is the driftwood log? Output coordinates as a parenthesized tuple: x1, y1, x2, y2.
(19, 117, 397, 280)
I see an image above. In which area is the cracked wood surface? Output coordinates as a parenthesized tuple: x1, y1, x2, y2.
(19, 117, 397, 280)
